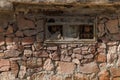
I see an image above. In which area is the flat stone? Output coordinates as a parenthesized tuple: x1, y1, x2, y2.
(47, 46, 57, 51)
(4, 50, 22, 58)
(0, 59, 10, 71)
(108, 46, 117, 54)
(22, 37, 35, 45)
(73, 48, 82, 54)
(33, 51, 49, 58)
(79, 62, 99, 74)
(113, 77, 120, 80)
(110, 68, 120, 77)
(43, 58, 54, 71)
(23, 29, 37, 37)
(84, 54, 94, 59)
(50, 75, 62, 80)
(57, 61, 75, 74)
(75, 54, 83, 60)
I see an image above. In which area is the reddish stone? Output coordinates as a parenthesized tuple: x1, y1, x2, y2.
(27, 58, 37, 68)
(96, 53, 107, 63)
(110, 68, 120, 77)
(0, 59, 10, 71)
(33, 51, 49, 58)
(10, 61, 19, 77)
(0, 27, 4, 33)
(74, 73, 89, 80)
(50, 75, 62, 80)
(5, 37, 13, 45)
(84, 54, 94, 59)
(113, 77, 120, 80)
(50, 51, 60, 61)
(6, 25, 14, 34)
(22, 37, 35, 45)
(98, 70, 110, 80)
(73, 48, 82, 54)
(0, 36, 5, 46)
(106, 19, 119, 34)
(57, 62, 75, 74)
(79, 62, 99, 74)
(17, 15, 35, 30)
(4, 50, 22, 58)
(15, 31, 24, 37)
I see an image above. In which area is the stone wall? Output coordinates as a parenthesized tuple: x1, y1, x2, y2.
(0, 12, 120, 80)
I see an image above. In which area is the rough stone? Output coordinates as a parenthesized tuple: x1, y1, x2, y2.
(6, 44, 18, 50)
(73, 48, 81, 54)
(106, 19, 119, 34)
(18, 66, 26, 79)
(43, 58, 54, 71)
(74, 73, 89, 80)
(84, 54, 94, 59)
(22, 37, 35, 45)
(30, 72, 45, 80)
(6, 25, 14, 35)
(0, 36, 5, 46)
(72, 59, 80, 64)
(24, 49, 32, 57)
(15, 31, 24, 37)
(61, 55, 72, 62)
(96, 53, 106, 63)
(50, 75, 62, 80)
(27, 58, 37, 68)
(33, 51, 49, 58)
(98, 70, 110, 80)
(17, 15, 35, 30)
(36, 32, 44, 42)
(23, 29, 37, 37)
(4, 50, 22, 58)
(0, 72, 16, 80)
(50, 51, 60, 60)
(74, 54, 83, 60)
(113, 77, 120, 80)
(108, 46, 117, 54)
(57, 61, 75, 74)
(79, 62, 99, 74)
(47, 46, 57, 51)
(33, 42, 43, 50)
(110, 68, 120, 77)
(5, 37, 13, 45)
(0, 59, 10, 71)
(10, 61, 19, 77)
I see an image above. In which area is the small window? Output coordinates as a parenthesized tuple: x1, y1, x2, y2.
(45, 16, 96, 43)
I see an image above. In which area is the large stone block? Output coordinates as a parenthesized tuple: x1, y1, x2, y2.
(98, 70, 110, 80)
(17, 15, 35, 30)
(57, 61, 75, 74)
(0, 59, 10, 71)
(106, 19, 119, 34)
(110, 68, 120, 77)
(79, 62, 99, 74)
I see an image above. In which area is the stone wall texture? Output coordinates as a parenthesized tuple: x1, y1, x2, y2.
(0, 10, 119, 80)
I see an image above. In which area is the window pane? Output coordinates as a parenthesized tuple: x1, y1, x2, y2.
(46, 25, 63, 40)
(63, 25, 79, 39)
(79, 25, 94, 39)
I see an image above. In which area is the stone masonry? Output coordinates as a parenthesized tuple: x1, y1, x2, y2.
(0, 1, 120, 80)
(0, 11, 119, 80)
